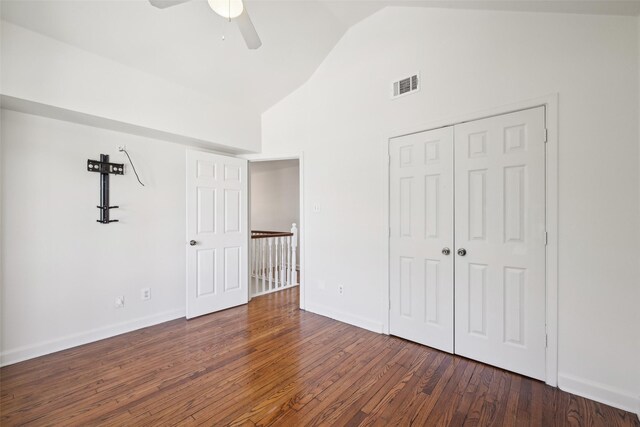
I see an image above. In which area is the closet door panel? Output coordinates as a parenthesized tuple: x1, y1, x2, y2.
(389, 127, 454, 353)
(454, 107, 546, 380)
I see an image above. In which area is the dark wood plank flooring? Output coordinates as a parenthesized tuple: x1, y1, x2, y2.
(1, 287, 638, 426)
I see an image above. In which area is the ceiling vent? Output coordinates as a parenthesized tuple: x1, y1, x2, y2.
(392, 73, 420, 99)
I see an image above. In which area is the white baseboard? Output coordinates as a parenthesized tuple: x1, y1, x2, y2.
(0, 308, 184, 367)
(558, 373, 640, 415)
(304, 302, 384, 334)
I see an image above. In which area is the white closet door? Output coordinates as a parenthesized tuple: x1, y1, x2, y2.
(454, 107, 546, 380)
(389, 127, 454, 353)
(186, 150, 248, 319)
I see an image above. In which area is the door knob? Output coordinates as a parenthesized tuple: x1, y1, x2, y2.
(189, 240, 197, 246)
(442, 247, 451, 256)
(457, 248, 467, 256)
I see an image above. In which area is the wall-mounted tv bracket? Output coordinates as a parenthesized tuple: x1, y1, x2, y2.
(87, 154, 124, 224)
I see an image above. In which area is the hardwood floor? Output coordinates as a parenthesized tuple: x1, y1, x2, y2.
(1, 287, 638, 426)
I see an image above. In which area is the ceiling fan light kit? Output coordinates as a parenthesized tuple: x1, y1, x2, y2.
(208, 0, 244, 19)
(148, 0, 261, 49)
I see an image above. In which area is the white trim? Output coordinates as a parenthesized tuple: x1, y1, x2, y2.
(543, 95, 560, 388)
(381, 135, 391, 335)
(245, 152, 306, 310)
(0, 308, 184, 367)
(384, 94, 559, 386)
(305, 302, 384, 334)
(558, 374, 640, 414)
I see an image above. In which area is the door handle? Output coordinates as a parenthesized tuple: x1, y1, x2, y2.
(442, 247, 451, 256)
(189, 240, 197, 246)
(457, 248, 467, 256)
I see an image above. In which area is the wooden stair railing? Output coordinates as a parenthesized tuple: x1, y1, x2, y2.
(250, 223, 298, 297)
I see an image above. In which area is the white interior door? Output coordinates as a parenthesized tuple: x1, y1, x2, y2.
(186, 150, 248, 319)
(389, 127, 454, 353)
(454, 107, 546, 380)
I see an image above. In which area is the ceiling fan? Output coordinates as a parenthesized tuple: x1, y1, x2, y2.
(148, 0, 262, 49)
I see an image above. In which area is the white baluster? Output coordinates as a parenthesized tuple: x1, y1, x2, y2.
(288, 232, 292, 286)
(278, 237, 286, 288)
(251, 239, 260, 294)
(286, 235, 291, 286)
(250, 238, 255, 296)
(290, 223, 298, 285)
(268, 237, 273, 291)
(280, 237, 287, 288)
(280, 237, 287, 287)
(261, 238, 266, 294)
(276, 236, 281, 289)
(274, 236, 280, 288)
(255, 238, 260, 294)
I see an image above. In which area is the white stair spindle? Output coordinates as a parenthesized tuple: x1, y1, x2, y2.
(250, 238, 254, 294)
(291, 223, 298, 285)
(268, 237, 273, 291)
(280, 237, 284, 288)
(261, 238, 266, 293)
(254, 238, 258, 277)
(280, 236, 285, 289)
(275, 236, 279, 289)
(274, 236, 280, 288)
(286, 235, 291, 286)
(253, 239, 260, 294)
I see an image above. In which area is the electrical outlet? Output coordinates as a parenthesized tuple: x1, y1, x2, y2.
(115, 296, 125, 308)
(338, 284, 344, 295)
(141, 288, 151, 301)
(313, 204, 321, 213)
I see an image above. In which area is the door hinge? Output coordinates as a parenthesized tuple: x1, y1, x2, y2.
(545, 334, 548, 348)
(389, 227, 391, 238)
(545, 232, 548, 246)
(543, 129, 548, 143)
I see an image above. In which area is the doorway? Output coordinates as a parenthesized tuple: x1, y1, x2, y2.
(389, 106, 548, 381)
(249, 159, 302, 300)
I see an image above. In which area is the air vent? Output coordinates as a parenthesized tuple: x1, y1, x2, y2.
(392, 73, 420, 99)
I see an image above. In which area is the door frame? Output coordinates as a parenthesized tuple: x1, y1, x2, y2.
(382, 94, 559, 386)
(244, 153, 306, 310)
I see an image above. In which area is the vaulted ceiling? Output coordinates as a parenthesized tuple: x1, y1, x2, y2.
(2, 0, 639, 115)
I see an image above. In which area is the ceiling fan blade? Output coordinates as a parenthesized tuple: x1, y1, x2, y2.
(148, 0, 192, 9)
(236, 9, 262, 50)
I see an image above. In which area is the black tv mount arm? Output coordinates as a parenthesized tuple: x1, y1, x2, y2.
(87, 154, 124, 224)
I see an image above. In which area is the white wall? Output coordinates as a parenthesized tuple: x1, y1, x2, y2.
(0, 109, 188, 365)
(1, 21, 260, 153)
(250, 160, 300, 232)
(250, 160, 301, 264)
(261, 7, 640, 412)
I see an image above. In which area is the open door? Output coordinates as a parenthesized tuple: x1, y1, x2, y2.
(186, 150, 248, 319)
